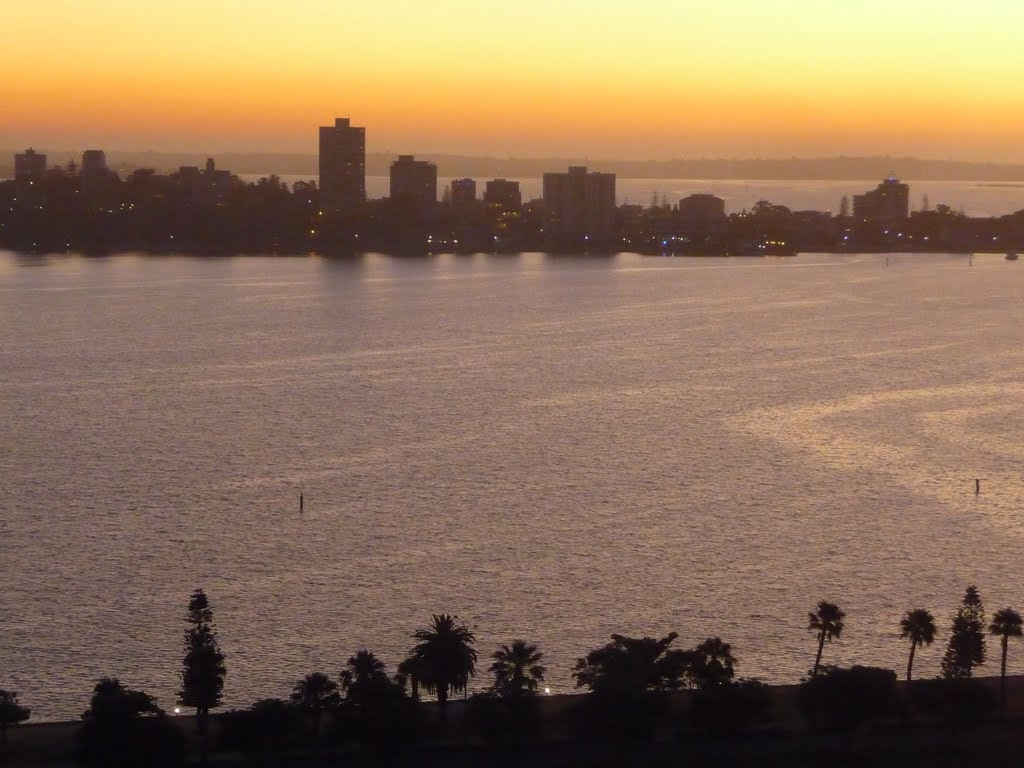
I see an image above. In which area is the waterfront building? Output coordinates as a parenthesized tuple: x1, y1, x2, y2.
(484, 179, 522, 211)
(451, 178, 477, 208)
(542, 166, 616, 243)
(678, 193, 725, 223)
(319, 117, 366, 211)
(853, 175, 909, 221)
(14, 148, 46, 180)
(389, 155, 437, 208)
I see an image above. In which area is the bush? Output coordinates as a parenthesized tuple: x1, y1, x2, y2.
(568, 688, 668, 742)
(332, 680, 425, 750)
(688, 679, 772, 737)
(218, 699, 302, 758)
(79, 714, 185, 768)
(909, 678, 994, 728)
(799, 665, 896, 732)
(466, 690, 543, 744)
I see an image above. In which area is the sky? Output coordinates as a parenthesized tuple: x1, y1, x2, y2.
(4, 0, 1024, 161)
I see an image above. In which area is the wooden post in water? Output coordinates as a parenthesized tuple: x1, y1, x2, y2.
(300, 493, 304, 513)
(975, 479, 980, 495)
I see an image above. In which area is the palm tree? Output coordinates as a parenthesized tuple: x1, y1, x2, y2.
(489, 640, 546, 697)
(989, 607, 1023, 718)
(397, 655, 426, 702)
(289, 672, 339, 752)
(899, 609, 937, 682)
(339, 650, 389, 706)
(409, 614, 477, 723)
(808, 601, 845, 678)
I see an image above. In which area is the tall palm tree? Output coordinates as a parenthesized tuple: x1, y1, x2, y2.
(989, 607, 1023, 718)
(409, 614, 477, 723)
(899, 609, 937, 682)
(489, 640, 546, 697)
(808, 601, 845, 678)
(290, 672, 339, 752)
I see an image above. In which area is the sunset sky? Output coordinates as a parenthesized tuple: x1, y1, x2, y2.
(5, 0, 1024, 160)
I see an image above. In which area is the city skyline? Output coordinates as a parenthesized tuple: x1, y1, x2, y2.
(5, 1, 1024, 161)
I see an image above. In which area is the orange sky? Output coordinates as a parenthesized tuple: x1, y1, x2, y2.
(4, 0, 1024, 160)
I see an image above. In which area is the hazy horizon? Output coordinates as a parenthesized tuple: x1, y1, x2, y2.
(6, 1, 1024, 161)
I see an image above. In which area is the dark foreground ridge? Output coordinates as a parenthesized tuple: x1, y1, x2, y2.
(5, 155, 1024, 256)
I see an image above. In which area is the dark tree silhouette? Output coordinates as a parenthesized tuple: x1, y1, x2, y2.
(396, 655, 427, 702)
(688, 637, 737, 689)
(988, 606, 1023, 718)
(572, 632, 691, 741)
(573, 632, 692, 693)
(0, 690, 30, 746)
(808, 601, 845, 678)
(408, 614, 477, 723)
(899, 608, 937, 682)
(489, 640, 546, 697)
(178, 589, 226, 764)
(79, 678, 184, 768)
(290, 672, 339, 752)
(941, 585, 986, 679)
(799, 666, 896, 732)
(340, 650, 390, 707)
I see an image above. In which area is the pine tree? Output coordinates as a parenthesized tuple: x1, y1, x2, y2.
(941, 585, 986, 679)
(179, 589, 226, 764)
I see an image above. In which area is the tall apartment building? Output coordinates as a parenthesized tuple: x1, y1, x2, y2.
(14, 148, 46, 180)
(853, 175, 909, 221)
(542, 166, 616, 243)
(389, 155, 437, 208)
(319, 118, 366, 211)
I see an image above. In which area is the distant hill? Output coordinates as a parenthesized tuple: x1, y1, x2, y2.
(5, 151, 1024, 181)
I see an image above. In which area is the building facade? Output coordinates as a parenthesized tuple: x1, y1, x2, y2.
(14, 148, 46, 180)
(389, 155, 437, 208)
(484, 179, 522, 211)
(678, 193, 725, 223)
(450, 178, 477, 208)
(853, 175, 909, 221)
(542, 166, 616, 244)
(319, 118, 366, 211)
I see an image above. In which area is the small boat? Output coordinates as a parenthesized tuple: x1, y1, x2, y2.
(1007, 252, 1019, 261)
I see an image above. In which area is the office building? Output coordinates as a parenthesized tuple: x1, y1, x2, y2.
(484, 179, 522, 211)
(389, 155, 437, 208)
(542, 166, 616, 242)
(14, 148, 46, 180)
(319, 118, 366, 211)
(853, 175, 909, 221)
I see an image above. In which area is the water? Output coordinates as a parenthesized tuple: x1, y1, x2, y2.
(247, 176, 1024, 217)
(2, 251, 1024, 720)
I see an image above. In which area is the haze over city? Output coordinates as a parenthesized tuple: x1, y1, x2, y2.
(6, 0, 1024, 161)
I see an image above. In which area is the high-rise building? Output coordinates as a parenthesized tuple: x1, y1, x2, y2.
(853, 175, 909, 221)
(389, 155, 437, 208)
(450, 178, 477, 208)
(484, 179, 522, 211)
(14, 148, 46, 180)
(319, 118, 365, 211)
(81, 150, 106, 176)
(542, 166, 616, 243)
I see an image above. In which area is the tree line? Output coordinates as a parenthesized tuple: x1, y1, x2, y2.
(1, 585, 1022, 765)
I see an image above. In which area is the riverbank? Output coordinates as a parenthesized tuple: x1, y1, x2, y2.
(6, 676, 1024, 766)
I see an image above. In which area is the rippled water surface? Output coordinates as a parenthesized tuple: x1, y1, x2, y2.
(3, 251, 1024, 719)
